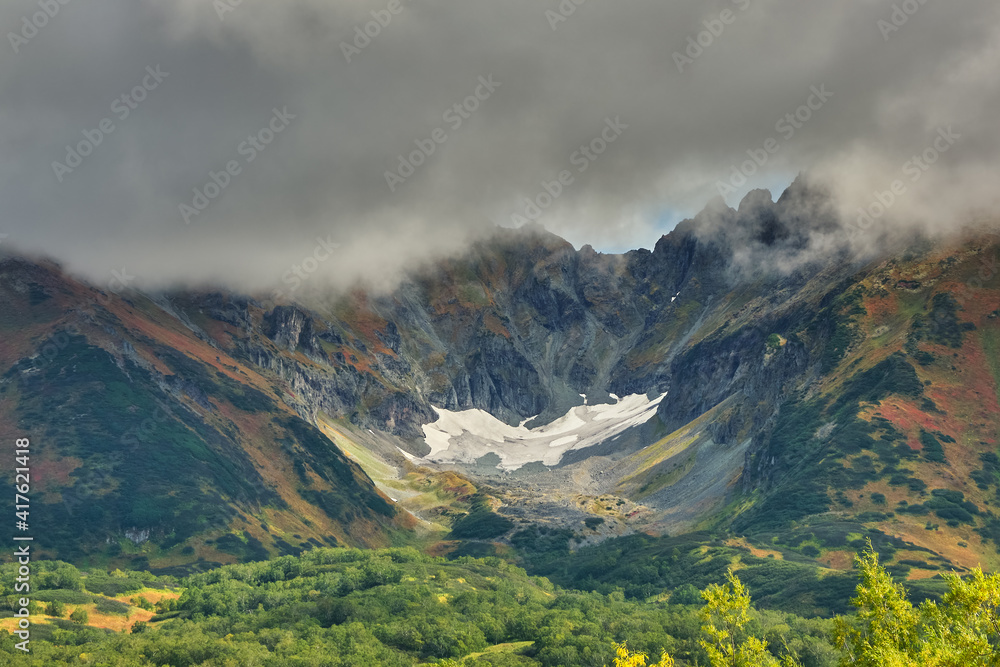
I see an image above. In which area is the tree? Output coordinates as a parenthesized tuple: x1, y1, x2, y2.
(918, 567, 1000, 666)
(155, 597, 177, 613)
(700, 569, 798, 667)
(70, 608, 89, 625)
(833, 541, 918, 667)
(45, 600, 67, 618)
(131, 595, 154, 610)
(608, 641, 674, 667)
(834, 540, 1000, 666)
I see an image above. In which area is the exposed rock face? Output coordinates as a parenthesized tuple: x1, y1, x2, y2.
(264, 305, 310, 352)
(7, 180, 864, 502)
(201, 292, 257, 331)
(6, 178, 999, 568)
(179, 181, 855, 455)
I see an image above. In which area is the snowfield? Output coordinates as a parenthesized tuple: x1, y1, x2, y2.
(418, 393, 665, 470)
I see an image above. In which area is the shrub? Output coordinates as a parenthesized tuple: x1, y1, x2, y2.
(33, 589, 94, 605)
(84, 575, 146, 597)
(919, 430, 946, 463)
(450, 510, 515, 540)
(45, 600, 67, 617)
(95, 597, 131, 616)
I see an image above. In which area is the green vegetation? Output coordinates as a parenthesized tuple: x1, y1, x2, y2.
(819, 287, 866, 373)
(726, 351, 940, 546)
(831, 354, 924, 414)
(900, 489, 980, 527)
(94, 597, 132, 616)
(6, 337, 271, 560)
(972, 451, 1000, 491)
(832, 543, 1000, 666)
(909, 293, 975, 349)
(615, 542, 1000, 667)
(2, 548, 719, 666)
(918, 430, 947, 464)
(450, 495, 515, 540)
(4, 544, 994, 666)
(84, 571, 149, 598)
(520, 531, 866, 617)
(699, 569, 798, 667)
(44, 600, 66, 618)
(3, 336, 397, 564)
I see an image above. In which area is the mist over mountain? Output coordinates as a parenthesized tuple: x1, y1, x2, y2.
(1, 0, 999, 293)
(4, 4, 1000, 663)
(3, 177, 999, 579)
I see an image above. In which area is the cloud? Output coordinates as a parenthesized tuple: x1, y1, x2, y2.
(1, 0, 999, 292)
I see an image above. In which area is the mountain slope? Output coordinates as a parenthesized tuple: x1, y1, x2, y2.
(2, 180, 999, 577)
(0, 258, 410, 571)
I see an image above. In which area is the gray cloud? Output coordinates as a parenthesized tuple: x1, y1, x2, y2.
(1, 0, 999, 293)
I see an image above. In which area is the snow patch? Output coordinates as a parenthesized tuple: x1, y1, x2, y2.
(397, 447, 419, 462)
(550, 434, 579, 448)
(419, 393, 665, 471)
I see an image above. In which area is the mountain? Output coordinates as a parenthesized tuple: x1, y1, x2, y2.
(0, 257, 413, 573)
(2, 180, 999, 579)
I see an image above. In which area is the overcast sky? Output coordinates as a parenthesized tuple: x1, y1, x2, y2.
(1, 0, 999, 293)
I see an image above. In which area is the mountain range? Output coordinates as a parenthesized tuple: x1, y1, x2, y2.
(2, 178, 999, 581)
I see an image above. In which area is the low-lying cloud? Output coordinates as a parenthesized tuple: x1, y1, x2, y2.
(1, 0, 999, 293)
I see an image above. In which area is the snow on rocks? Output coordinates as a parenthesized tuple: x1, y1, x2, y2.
(419, 393, 665, 471)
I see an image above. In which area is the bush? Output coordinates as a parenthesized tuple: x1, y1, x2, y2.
(449, 495, 515, 540)
(834, 354, 923, 414)
(70, 608, 89, 625)
(910, 293, 972, 349)
(95, 597, 131, 616)
(888, 474, 927, 493)
(33, 589, 94, 605)
(84, 576, 146, 597)
(450, 511, 515, 540)
(45, 600, 67, 617)
(919, 430, 947, 463)
(671, 583, 702, 605)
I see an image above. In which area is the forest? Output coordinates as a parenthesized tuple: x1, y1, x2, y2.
(2, 541, 997, 666)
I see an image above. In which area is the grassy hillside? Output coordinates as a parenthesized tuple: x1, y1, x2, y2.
(725, 236, 1000, 575)
(0, 259, 409, 569)
(2, 229, 998, 580)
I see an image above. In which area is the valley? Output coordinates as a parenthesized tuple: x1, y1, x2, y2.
(2, 182, 999, 597)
